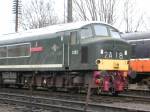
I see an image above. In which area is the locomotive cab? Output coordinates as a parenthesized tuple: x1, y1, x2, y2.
(68, 23, 131, 95)
(69, 23, 130, 70)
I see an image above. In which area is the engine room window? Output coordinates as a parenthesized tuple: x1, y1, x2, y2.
(80, 26, 93, 39)
(0, 47, 6, 58)
(110, 28, 121, 38)
(7, 44, 30, 57)
(94, 25, 108, 36)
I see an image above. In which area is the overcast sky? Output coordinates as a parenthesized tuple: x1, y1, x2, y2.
(0, 0, 150, 35)
(0, 0, 14, 35)
(0, 0, 64, 35)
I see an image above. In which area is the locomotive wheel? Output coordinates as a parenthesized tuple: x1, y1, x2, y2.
(52, 87, 57, 91)
(0, 75, 2, 88)
(3, 84, 9, 88)
(68, 87, 79, 94)
(17, 85, 23, 89)
(111, 87, 118, 96)
(96, 87, 102, 95)
(89, 88, 96, 95)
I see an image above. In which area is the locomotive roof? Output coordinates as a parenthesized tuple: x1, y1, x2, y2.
(122, 32, 150, 40)
(0, 21, 118, 45)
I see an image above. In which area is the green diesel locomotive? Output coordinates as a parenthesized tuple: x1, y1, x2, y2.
(0, 21, 130, 95)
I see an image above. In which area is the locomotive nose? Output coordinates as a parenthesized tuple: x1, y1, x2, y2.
(96, 59, 129, 71)
(97, 39, 130, 59)
(95, 39, 130, 71)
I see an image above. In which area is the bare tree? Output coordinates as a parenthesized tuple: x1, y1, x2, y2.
(123, 0, 144, 32)
(21, 0, 58, 30)
(73, 0, 119, 24)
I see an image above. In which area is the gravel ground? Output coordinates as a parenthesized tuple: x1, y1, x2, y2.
(0, 103, 50, 112)
(0, 104, 21, 112)
(0, 102, 150, 112)
(101, 102, 150, 111)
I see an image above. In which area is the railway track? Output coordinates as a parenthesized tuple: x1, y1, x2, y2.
(123, 89, 150, 97)
(0, 88, 150, 112)
(1, 88, 150, 104)
(0, 91, 149, 112)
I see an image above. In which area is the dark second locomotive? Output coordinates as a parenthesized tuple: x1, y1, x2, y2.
(0, 21, 130, 95)
(122, 32, 150, 89)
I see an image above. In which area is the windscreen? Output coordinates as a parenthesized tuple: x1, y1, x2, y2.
(110, 28, 121, 39)
(94, 25, 108, 36)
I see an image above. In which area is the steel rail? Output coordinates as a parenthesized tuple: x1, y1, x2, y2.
(0, 92, 149, 112)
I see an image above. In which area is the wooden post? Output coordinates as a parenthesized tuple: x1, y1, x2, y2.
(84, 73, 93, 111)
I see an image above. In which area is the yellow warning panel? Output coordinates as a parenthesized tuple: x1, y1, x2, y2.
(96, 59, 129, 71)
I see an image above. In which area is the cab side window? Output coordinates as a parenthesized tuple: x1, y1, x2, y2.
(80, 26, 92, 39)
(70, 31, 78, 45)
(131, 44, 136, 58)
(0, 47, 6, 58)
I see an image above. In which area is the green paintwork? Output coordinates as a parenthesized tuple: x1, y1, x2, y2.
(0, 22, 131, 72)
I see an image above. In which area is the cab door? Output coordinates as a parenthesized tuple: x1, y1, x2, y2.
(69, 31, 81, 70)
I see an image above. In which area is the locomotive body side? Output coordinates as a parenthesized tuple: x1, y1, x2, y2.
(0, 21, 130, 95)
(0, 35, 65, 71)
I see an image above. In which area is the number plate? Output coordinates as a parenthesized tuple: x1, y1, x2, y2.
(102, 51, 124, 59)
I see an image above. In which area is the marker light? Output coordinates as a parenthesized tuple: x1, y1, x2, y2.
(124, 50, 127, 55)
(100, 49, 104, 54)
